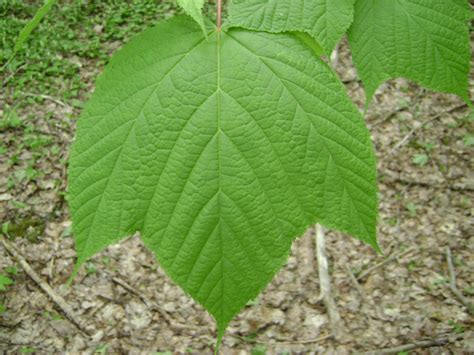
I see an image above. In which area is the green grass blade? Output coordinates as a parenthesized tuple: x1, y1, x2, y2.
(9, 0, 57, 64)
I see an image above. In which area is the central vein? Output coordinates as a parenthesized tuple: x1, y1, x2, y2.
(216, 29, 224, 326)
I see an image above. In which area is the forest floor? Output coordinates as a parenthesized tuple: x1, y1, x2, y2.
(1, 1, 473, 354)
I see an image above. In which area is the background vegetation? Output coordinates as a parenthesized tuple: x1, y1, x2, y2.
(0, 1, 472, 353)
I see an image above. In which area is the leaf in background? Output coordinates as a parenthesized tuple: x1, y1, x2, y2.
(228, 0, 355, 55)
(177, 0, 208, 36)
(0, 274, 14, 291)
(69, 16, 377, 338)
(348, 0, 471, 104)
(13, 0, 57, 55)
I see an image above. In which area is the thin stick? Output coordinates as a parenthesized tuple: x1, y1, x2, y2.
(216, 0, 222, 31)
(382, 174, 474, 193)
(0, 236, 92, 336)
(111, 277, 199, 332)
(20, 91, 71, 108)
(112, 277, 170, 319)
(362, 336, 462, 354)
(261, 334, 333, 345)
(389, 103, 467, 155)
(315, 224, 343, 340)
(446, 247, 474, 314)
(330, 45, 339, 68)
(357, 247, 415, 281)
(345, 265, 365, 299)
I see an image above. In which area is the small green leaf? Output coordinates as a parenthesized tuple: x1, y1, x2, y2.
(94, 344, 108, 354)
(5, 266, 18, 275)
(405, 202, 417, 217)
(0, 274, 14, 291)
(2, 222, 10, 235)
(228, 0, 355, 55)
(463, 134, 474, 146)
(251, 344, 267, 355)
(448, 320, 465, 334)
(177, 0, 208, 36)
(412, 154, 428, 166)
(0, 304, 5, 314)
(348, 0, 471, 103)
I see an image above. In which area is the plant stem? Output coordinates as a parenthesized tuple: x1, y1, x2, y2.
(217, 0, 222, 31)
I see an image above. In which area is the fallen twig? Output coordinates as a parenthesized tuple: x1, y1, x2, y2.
(261, 333, 333, 345)
(446, 247, 474, 314)
(362, 335, 463, 354)
(389, 103, 467, 155)
(230, 333, 333, 345)
(345, 265, 365, 299)
(20, 91, 71, 109)
(111, 276, 199, 333)
(315, 224, 344, 340)
(372, 106, 410, 127)
(0, 235, 92, 336)
(382, 174, 474, 192)
(357, 247, 415, 281)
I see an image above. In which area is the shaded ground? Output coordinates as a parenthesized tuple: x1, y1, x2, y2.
(1, 1, 473, 354)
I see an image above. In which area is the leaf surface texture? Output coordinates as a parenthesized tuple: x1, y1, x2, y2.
(177, 0, 207, 35)
(69, 17, 377, 332)
(348, 0, 471, 101)
(228, 0, 355, 55)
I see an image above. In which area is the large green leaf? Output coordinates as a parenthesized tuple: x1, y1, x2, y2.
(228, 0, 355, 55)
(69, 16, 377, 337)
(348, 0, 471, 103)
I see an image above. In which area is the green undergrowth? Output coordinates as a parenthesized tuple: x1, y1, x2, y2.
(0, 1, 188, 227)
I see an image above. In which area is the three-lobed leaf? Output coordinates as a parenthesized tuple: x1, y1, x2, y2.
(69, 16, 378, 338)
(348, 0, 471, 103)
(228, 0, 355, 55)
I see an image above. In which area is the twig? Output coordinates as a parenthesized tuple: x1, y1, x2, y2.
(371, 106, 409, 127)
(261, 334, 333, 345)
(389, 103, 467, 155)
(216, 0, 222, 31)
(446, 247, 474, 314)
(362, 335, 463, 354)
(357, 247, 415, 281)
(345, 265, 365, 299)
(111, 277, 198, 332)
(112, 277, 169, 316)
(382, 174, 474, 192)
(230, 333, 333, 345)
(330, 45, 339, 69)
(342, 77, 361, 84)
(1, 63, 27, 88)
(315, 224, 343, 340)
(20, 91, 71, 108)
(0, 235, 92, 336)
